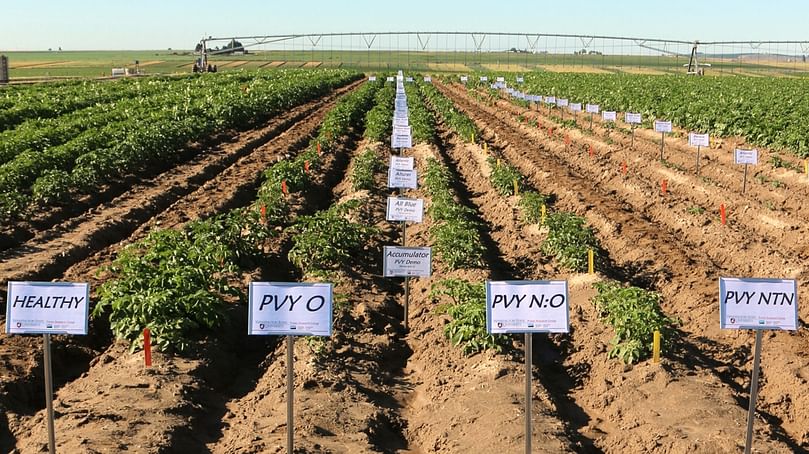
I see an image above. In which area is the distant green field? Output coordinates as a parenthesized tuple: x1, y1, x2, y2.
(2, 49, 808, 80)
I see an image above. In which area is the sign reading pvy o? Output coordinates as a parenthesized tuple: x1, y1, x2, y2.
(720, 277, 798, 330)
(5, 282, 89, 335)
(248, 282, 332, 336)
(486, 280, 569, 334)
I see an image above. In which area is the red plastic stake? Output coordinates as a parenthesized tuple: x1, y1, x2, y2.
(548, 126, 554, 137)
(281, 180, 288, 196)
(144, 328, 152, 367)
(260, 205, 267, 222)
(661, 179, 668, 196)
(316, 143, 322, 156)
(564, 134, 571, 147)
(621, 161, 628, 176)
(304, 160, 310, 174)
(720, 204, 727, 225)
(588, 144, 594, 158)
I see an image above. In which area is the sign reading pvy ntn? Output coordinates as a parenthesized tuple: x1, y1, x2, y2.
(6, 282, 89, 335)
(720, 277, 798, 330)
(383, 246, 432, 277)
(248, 282, 332, 336)
(486, 280, 569, 334)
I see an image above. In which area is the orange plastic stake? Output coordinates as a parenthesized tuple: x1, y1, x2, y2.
(144, 328, 152, 367)
(720, 204, 727, 225)
(281, 180, 288, 195)
(317, 142, 322, 156)
(304, 160, 310, 174)
(621, 161, 627, 176)
(548, 126, 554, 137)
(661, 179, 668, 195)
(588, 144, 594, 158)
(260, 205, 267, 222)
(564, 134, 571, 147)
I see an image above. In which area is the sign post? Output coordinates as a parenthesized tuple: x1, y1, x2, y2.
(625, 113, 641, 149)
(719, 277, 798, 454)
(689, 132, 710, 176)
(486, 280, 570, 454)
(654, 120, 673, 160)
(586, 104, 600, 130)
(6, 281, 90, 454)
(249, 282, 333, 454)
(734, 149, 758, 194)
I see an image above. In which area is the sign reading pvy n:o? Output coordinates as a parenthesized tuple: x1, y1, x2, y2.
(720, 277, 798, 330)
(248, 282, 332, 336)
(5, 282, 89, 335)
(486, 280, 569, 334)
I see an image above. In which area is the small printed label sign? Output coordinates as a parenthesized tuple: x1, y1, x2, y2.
(719, 277, 798, 331)
(386, 76, 394, 82)
(383, 246, 432, 277)
(516, 76, 524, 83)
(6, 282, 90, 335)
(386, 197, 424, 222)
(734, 148, 759, 165)
(586, 104, 600, 114)
(496, 76, 505, 82)
(570, 103, 582, 112)
(625, 112, 642, 124)
(393, 116, 409, 127)
(654, 120, 673, 133)
(557, 98, 569, 107)
(387, 167, 418, 189)
(248, 282, 332, 336)
(390, 155, 414, 171)
(602, 111, 617, 122)
(486, 280, 570, 334)
(423, 76, 432, 83)
(689, 132, 710, 147)
(368, 76, 377, 81)
(546, 96, 557, 105)
(460, 75, 469, 82)
(392, 126, 413, 149)
(405, 77, 414, 83)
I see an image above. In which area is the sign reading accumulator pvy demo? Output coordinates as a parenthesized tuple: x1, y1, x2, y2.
(383, 246, 432, 277)
(248, 282, 332, 336)
(720, 277, 798, 330)
(6, 282, 89, 335)
(486, 280, 569, 334)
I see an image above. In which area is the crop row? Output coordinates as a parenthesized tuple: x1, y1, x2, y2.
(93, 80, 380, 351)
(461, 72, 809, 157)
(0, 69, 362, 221)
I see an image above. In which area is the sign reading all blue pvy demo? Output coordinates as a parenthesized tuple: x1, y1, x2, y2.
(248, 282, 332, 336)
(486, 280, 569, 334)
(720, 277, 798, 330)
(5, 282, 89, 335)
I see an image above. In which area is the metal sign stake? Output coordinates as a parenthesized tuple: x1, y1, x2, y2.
(660, 132, 665, 160)
(525, 332, 533, 454)
(744, 329, 764, 454)
(696, 145, 701, 176)
(287, 335, 294, 454)
(43, 334, 56, 454)
(742, 164, 749, 194)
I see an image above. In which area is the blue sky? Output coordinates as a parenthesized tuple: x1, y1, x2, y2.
(1, 0, 806, 51)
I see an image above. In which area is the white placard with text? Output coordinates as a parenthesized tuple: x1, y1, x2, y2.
(486, 280, 569, 334)
(383, 246, 432, 277)
(734, 149, 759, 165)
(248, 282, 332, 336)
(5, 282, 90, 335)
(654, 120, 673, 133)
(719, 277, 798, 330)
(386, 197, 424, 222)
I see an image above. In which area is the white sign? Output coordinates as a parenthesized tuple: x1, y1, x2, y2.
(386, 197, 424, 222)
(586, 104, 600, 114)
(654, 120, 673, 133)
(460, 75, 469, 82)
(602, 111, 617, 122)
(734, 148, 759, 165)
(387, 168, 418, 189)
(392, 126, 412, 149)
(423, 76, 432, 83)
(386, 76, 394, 82)
(570, 103, 582, 112)
(516, 76, 524, 83)
(496, 76, 505, 82)
(688, 132, 710, 148)
(390, 155, 414, 171)
(393, 116, 409, 128)
(625, 112, 642, 124)
(557, 98, 569, 107)
(383, 246, 432, 277)
(248, 282, 332, 336)
(719, 277, 798, 331)
(546, 96, 556, 105)
(5, 282, 89, 335)
(368, 76, 377, 81)
(405, 77, 414, 83)
(486, 280, 569, 334)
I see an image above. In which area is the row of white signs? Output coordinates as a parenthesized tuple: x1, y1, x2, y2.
(5, 277, 798, 336)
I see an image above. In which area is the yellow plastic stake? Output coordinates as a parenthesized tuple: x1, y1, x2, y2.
(541, 204, 546, 225)
(587, 249, 594, 274)
(472, 132, 475, 144)
(653, 330, 661, 364)
(513, 178, 519, 196)
(805, 160, 808, 177)
(484, 142, 488, 152)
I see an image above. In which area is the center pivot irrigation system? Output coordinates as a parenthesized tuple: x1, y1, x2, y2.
(195, 32, 809, 75)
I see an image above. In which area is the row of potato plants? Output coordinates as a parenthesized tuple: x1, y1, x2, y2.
(93, 80, 380, 352)
(0, 69, 362, 222)
(427, 84, 675, 363)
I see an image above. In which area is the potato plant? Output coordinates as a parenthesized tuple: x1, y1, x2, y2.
(431, 278, 507, 355)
